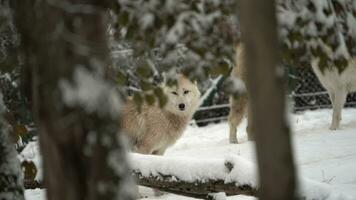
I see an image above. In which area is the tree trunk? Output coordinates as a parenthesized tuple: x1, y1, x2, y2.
(11, 1, 136, 200)
(237, 1, 297, 200)
(0, 90, 25, 200)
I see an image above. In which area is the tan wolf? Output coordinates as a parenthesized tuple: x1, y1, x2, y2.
(228, 43, 253, 144)
(311, 58, 356, 130)
(121, 74, 201, 155)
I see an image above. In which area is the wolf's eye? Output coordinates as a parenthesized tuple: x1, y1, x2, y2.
(171, 91, 178, 95)
(184, 90, 190, 95)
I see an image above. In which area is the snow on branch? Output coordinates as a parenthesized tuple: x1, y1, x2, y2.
(277, 0, 356, 71)
(128, 153, 356, 200)
(198, 75, 224, 107)
(130, 153, 258, 198)
(59, 66, 121, 118)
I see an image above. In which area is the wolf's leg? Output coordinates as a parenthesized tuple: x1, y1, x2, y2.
(152, 148, 166, 156)
(228, 117, 238, 144)
(135, 139, 155, 154)
(151, 148, 167, 196)
(228, 96, 247, 143)
(136, 132, 166, 154)
(246, 103, 254, 141)
(328, 89, 336, 106)
(330, 88, 347, 130)
(327, 89, 336, 129)
(153, 189, 165, 196)
(135, 147, 152, 154)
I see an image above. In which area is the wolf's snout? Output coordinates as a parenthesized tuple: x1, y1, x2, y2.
(178, 103, 186, 111)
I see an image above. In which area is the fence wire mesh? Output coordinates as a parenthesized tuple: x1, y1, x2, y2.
(291, 68, 356, 111)
(193, 68, 356, 126)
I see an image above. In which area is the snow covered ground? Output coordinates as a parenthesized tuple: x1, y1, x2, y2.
(24, 108, 356, 200)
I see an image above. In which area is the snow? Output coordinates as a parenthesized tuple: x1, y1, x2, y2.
(347, 13, 356, 37)
(224, 156, 257, 187)
(24, 108, 356, 200)
(198, 75, 223, 107)
(208, 192, 226, 200)
(140, 13, 155, 30)
(25, 189, 45, 200)
(130, 153, 257, 187)
(131, 154, 229, 183)
(18, 141, 42, 181)
(231, 77, 246, 94)
(277, 0, 356, 68)
(166, 10, 222, 44)
(59, 66, 121, 118)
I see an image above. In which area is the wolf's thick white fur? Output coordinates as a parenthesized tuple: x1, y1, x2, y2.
(311, 58, 356, 130)
(228, 44, 253, 144)
(121, 74, 201, 155)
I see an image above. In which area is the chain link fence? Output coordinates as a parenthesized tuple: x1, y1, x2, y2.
(193, 67, 356, 126)
(291, 68, 356, 110)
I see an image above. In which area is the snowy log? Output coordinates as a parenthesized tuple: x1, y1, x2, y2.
(24, 180, 44, 189)
(23, 174, 256, 199)
(23, 152, 351, 200)
(24, 153, 258, 198)
(133, 171, 256, 199)
(130, 153, 258, 199)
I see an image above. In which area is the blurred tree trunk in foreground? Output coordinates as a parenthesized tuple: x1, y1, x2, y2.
(11, 1, 135, 200)
(237, 1, 297, 200)
(0, 4, 24, 198)
(0, 89, 24, 200)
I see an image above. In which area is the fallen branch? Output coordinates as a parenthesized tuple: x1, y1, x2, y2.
(24, 173, 257, 199)
(133, 171, 257, 199)
(24, 179, 44, 189)
(24, 174, 257, 199)
(24, 154, 258, 199)
(23, 153, 351, 200)
(130, 153, 258, 199)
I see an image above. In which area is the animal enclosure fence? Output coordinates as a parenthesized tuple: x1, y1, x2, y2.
(193, 68, 356, 126)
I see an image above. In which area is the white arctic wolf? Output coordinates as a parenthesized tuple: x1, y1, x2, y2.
(228, 43, 253, 144)
(121, 74, 201, 155)
(311, 58, 356, 130)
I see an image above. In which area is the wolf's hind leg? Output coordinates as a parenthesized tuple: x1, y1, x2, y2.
(152, 148, 166, 156)
(246, 103, 254, 141)
(135, 139, 155, 154)
(228, 96, 247, 143)
(228, 118, 238, 144)
(151, 148, 167, 196)
(330, 88, 347, 130)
